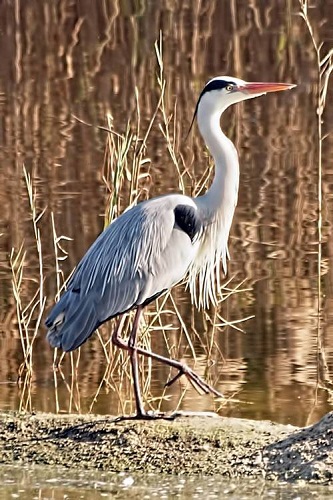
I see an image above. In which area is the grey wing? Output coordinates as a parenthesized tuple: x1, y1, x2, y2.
(46, 197, 199, 351)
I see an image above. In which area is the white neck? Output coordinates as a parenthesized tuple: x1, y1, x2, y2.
(196, 105, 240, 217)
(188, 102, 240, 308)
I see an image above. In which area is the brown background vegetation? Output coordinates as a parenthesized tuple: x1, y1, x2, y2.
(0, 0, 333, 425)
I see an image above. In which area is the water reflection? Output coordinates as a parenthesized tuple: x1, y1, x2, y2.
(1, 465, 333, 500)
(0, 1, 333, 426)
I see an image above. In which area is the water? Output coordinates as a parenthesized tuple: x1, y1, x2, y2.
(1, 465, 333, 500)
(0, 1, 333, 427)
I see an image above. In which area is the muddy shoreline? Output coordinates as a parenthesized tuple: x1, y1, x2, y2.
(0, 411, 332, 484)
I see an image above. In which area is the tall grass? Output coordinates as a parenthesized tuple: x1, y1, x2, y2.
(10, 167, 47, 410)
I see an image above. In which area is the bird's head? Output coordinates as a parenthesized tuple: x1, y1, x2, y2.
(188, 76, 296, 134)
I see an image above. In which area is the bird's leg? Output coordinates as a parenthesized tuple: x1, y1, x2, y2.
(111, 315, 128, 349)
(112, 312, 223, 406)
(127, 306, 146, 417)
(133, 347, 223, 398)
(113, 322, 222, 398)
(111, 308, 146, 417)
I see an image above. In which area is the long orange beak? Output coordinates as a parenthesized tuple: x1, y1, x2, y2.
(240, 82, 296, 94)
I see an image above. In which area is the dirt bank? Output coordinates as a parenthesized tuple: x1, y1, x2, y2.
(0, 411, 332, 484)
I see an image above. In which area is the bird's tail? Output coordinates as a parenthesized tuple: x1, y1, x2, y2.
(45, 290, 99, 352)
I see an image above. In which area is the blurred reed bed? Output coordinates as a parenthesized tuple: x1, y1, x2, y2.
(0, 0, 332, 424)
(299, 0, 333, 407)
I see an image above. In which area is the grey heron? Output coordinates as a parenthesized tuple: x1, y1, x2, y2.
(46, 76, 295, 417)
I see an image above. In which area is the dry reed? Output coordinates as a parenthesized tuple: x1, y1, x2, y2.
(299, 0, 333, 411)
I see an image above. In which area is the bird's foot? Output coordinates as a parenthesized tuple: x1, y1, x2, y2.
(165, 364, 224, 399)
(115, 410, 177, 422)
(135, 410, 172, 420)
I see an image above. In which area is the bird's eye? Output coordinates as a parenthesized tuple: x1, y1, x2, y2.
(226, 84, 234, 92)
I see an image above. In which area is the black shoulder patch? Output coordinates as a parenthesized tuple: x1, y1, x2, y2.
(174, 205, 202, 243)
